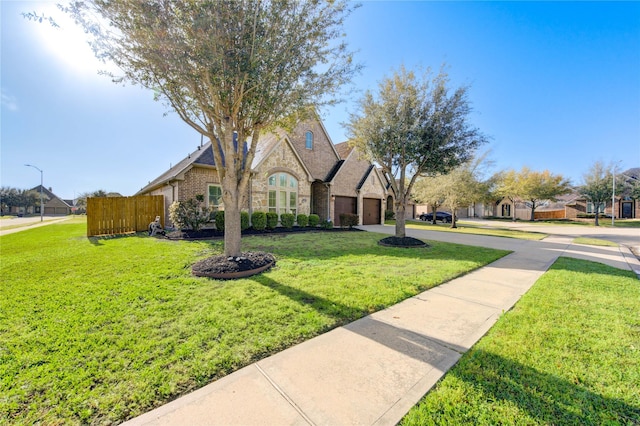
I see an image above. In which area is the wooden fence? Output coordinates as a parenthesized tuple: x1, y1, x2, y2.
(87, 195, 164, 236)
(534, 209, 566, 220)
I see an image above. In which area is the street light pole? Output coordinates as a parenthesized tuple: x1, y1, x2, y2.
(25, 164, 44, 222)
(612, 168, 615, 226)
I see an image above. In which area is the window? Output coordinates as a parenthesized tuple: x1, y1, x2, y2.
(268, 172, 298, 216)
(208, 185, 222, 210)
(586, 202, 605, 214)
(305, 131, 313, 150)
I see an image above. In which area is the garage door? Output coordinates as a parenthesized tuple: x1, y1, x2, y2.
(363, 198, 381, 225)
(334, 196, 356, 226)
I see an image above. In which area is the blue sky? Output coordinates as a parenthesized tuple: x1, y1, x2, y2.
(2, 1, 639, 200)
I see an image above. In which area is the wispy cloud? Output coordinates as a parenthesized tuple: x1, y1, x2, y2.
(1, 89, 19, 111)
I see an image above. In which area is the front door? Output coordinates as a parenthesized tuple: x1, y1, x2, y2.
(622, 202, 633, 219)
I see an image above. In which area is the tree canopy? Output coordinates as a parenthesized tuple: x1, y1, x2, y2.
(414, 153, 492, 227)
(64, 0, 359, 256)
(580, 161, 612, 226)
(494, 167, 571, 221)
(347, 65, 487, 238)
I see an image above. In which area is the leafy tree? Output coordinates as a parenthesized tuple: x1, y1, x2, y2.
(442, 157, 493, 228)
(618, 169, 640, 201)
(347, 65, 487, 238)
(580, 161, 613, 226)
(75, 190, 120, 211)
(60, 0, 359, 257)
(493, 169, 522, 221)
(415, 155, 491, 228)
(520, 168, 571, 221)
(413, 177, 445, 224)
(0, 187, 18, 213)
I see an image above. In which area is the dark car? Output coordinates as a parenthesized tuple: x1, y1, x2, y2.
(419, 211, 452, 223)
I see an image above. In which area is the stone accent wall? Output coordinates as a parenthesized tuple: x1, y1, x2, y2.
(289, 119, 339, 181)
(251, 140, 311, 215)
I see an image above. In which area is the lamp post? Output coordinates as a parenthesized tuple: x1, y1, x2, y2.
(612, 168, 616, 226)
(25, 164, 43, 222)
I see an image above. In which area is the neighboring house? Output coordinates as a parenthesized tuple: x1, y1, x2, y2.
(7, 186, 72, 216)
(14, 186, 73, 216)
(136, 115, 388, 227)
(566, 196, 640, 220)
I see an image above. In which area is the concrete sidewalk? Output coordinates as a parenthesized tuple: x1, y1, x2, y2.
(124, 228, 638, 426)
(0, 216, 71, 236)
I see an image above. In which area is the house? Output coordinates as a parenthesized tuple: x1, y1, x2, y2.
(9, 186, 73, 216)
(136, 115, 388, 227)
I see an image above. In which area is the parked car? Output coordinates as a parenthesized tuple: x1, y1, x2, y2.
(419, 211, 452, 223)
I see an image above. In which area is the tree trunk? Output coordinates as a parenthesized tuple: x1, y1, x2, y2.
(594, 209, 600, 227)
(395, 202, 406, 238)
(450, 210, 457, 229)
(530, 203, 536, 221)
(222, 180, 242, 257)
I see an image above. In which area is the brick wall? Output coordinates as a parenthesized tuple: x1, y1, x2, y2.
(289, 119, 339, 181)
(332, 150, 370, 197)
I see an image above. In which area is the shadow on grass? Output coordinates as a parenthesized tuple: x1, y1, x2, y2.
(251, 275, 364, 326)
(450, 349, 640, 424)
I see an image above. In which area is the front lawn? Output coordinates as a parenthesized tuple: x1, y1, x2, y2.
(0, 218, 507, 425)
(396, 220, 548, 240)
(402, 257, 640, 425)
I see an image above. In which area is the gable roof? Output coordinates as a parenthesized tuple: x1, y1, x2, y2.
(137, 129, 318, 195)
(136, 142, 214, 195)
(356, 165, 376, 191)
(334, 141, 353, 160)
(30, 185, 72, 207)
(324, 160, 345, 183)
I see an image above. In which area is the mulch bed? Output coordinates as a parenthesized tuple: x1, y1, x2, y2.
(378, 236, 428, 248)
(192, 251, 276, 279)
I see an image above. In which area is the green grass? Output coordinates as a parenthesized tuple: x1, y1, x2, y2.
(398, 220, 548, 240)
(573, 237, 619, 247)
(402, 257, 640, 425)
(0, 218, 508, 425)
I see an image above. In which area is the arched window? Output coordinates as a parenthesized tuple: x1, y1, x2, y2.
(268, 172, 298, 216)
(305, 131, 313, 150)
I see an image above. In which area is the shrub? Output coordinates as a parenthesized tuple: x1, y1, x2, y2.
(168, 196, 211, 231)
(339, 213, 359, 229)
(321, 219, 333, 229)
(215, 210, 225, 231)
(251, 211, 267, 231)
(385, 210, 395, 220)
(280, 213, 295, 229)
(266, 212, 279, 230)
(308, 214, 320, 227)
(296, 213, 308, 227)
(241, 211, 250, 231)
